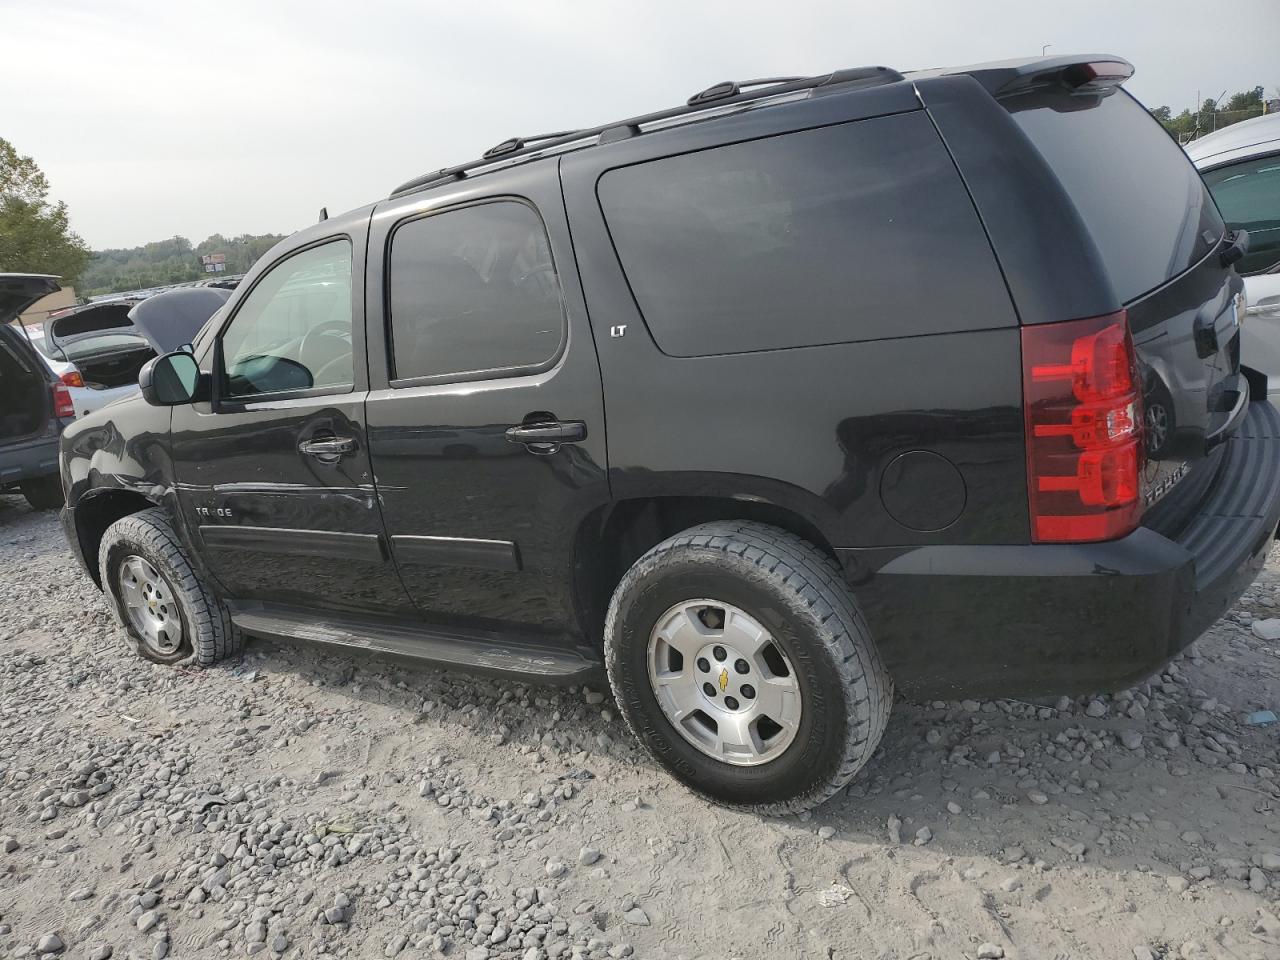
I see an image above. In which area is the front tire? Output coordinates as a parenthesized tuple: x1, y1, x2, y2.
(99, 508, 242, 666)
(20, 475, 63, 510)
(604, 521, 892, 813)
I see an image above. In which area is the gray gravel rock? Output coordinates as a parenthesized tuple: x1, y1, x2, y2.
(1, 502, 1277, 960)
(1251, 618, 1280, 640)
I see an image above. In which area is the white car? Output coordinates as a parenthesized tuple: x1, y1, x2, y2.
(18, 299, 154, 419)
(1187, 113, 1280, 402)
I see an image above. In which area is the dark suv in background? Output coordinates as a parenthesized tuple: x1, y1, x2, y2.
(2, 274, 72, 510)
(58, 55, 1280, 812)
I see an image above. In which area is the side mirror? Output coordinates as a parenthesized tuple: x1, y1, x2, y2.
(139, 351, 201, 406)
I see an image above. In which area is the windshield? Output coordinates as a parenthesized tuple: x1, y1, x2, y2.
(1006, 88, 1224, 303)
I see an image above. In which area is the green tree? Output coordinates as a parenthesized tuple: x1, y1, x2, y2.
(0, 137, 91, 284)
(1150, 85, 1270, 141)
(1224, 86, 1264, 112)
(78, 231, 286, 297)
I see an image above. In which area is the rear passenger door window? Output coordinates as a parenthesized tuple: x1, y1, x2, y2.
(596, 112, 1016, 357)
(387, 200, 565, 382)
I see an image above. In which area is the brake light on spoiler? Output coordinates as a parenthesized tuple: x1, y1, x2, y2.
(1060, 60, 1134, 92)
(1022, 311, 1144, 543)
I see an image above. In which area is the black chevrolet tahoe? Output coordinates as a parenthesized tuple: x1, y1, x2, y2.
(59, 56, 1280, 812)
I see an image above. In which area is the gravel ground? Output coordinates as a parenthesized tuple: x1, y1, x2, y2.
(3, 494, 1280, 960)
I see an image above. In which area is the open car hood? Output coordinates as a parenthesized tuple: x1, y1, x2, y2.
(128, 287, 232, 354)
(0, 273, 61, 326)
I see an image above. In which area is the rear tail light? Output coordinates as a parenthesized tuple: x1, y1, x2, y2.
(52, 382, 76, 419)
(1022, 310, 1143, 542)
(60, 369, 84, 388)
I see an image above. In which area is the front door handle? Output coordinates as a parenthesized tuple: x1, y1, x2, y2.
(299, 436, 357, 460)
(504, 420, 587, 454)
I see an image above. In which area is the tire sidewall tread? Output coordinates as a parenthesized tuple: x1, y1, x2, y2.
(98, 507, 242, 667)
(604, 520, 893, 814)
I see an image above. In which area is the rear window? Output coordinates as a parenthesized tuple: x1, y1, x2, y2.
(61, 333, 151, 361)
(597, 112, 1016, 357)
(1006, 89, 1224, 304)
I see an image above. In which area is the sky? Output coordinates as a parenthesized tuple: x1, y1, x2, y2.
(4, 0, 1278, 250)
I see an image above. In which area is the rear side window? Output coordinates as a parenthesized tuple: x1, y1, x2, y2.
(1201, 153, 1280, 274)
(597, 112, 1016, 357)
(388, 200, 565, 382)
(1006, 89, 1224, 303)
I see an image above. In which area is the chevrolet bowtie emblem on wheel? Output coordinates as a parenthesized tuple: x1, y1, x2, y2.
(718, 668, 729, 692)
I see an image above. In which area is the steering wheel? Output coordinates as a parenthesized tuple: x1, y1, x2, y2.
(515, 264, 558, 294)
(300, 321, 353, 386)
(299, 319, 350, 359)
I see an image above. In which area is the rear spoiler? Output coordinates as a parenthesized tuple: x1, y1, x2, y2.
(938, 54, 1134, 98)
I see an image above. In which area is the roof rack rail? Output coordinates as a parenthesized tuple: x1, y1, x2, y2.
(686, 77, 807, 105)
(483, 130, 582, 159)
(389, 65, 905, 199)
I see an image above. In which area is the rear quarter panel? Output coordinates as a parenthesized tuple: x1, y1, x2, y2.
(560, 85, 1029, 549)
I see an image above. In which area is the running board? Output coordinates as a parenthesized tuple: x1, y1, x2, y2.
(228, 603, 601, 684)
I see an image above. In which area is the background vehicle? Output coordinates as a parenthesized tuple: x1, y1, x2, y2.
(41, 299, 153, 386)
(1188, 112, 1280, 404)
(1, 274, 74, 509)
(60, 56, 1280, 812)
(19, 301, 149, 419)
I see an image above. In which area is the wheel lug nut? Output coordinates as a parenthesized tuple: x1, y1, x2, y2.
(696, 657, 710, 673)
(734, 659, 749, 674)
(724, 695, 740, 710)
(712, 645, 727, 661)
(741, 684, 756, 699)
(702, 682, 717, 698)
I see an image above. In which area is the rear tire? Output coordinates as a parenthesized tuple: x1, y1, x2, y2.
(20, 475, 63, 510)
(1145, 381, 1175, 458)
(99, 508, 242, 666)
(604, 520, 893, 813)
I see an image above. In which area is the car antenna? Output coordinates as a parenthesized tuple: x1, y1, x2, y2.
(318, 206, 328, 222)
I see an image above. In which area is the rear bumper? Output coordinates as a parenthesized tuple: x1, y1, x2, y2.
(845, 400, 1280, 699)
(0, 432, 60, 487)
(68, 383, 139, 419)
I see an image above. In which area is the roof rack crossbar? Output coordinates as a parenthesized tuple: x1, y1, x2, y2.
(389, 66, 904, 198)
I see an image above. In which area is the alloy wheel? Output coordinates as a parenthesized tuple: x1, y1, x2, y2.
(118, 555, 183, 657)
(646, 600, 801, 766)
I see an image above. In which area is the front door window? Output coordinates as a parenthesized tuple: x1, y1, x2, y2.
(219, 240, 354, 398)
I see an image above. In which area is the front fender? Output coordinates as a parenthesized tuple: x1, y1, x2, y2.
(58, 394, 211, 590)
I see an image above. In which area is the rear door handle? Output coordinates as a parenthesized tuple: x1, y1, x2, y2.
(298, 436, 357, 460)
(504, 420, 587, 454)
